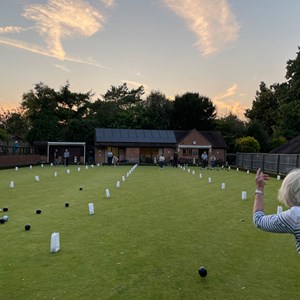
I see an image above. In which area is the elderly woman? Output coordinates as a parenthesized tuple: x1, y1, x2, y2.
(253, 168, 300, 254)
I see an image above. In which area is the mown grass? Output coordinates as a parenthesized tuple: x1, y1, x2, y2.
(0, 164, 299, 300)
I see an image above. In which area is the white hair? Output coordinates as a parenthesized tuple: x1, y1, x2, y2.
(278, 169, 300, 207)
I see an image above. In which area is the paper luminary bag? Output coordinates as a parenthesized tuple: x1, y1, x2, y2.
(50, 232, 60, 253)
(242, 191, 247, 200)
(221, 183, 225, 190)
(106, 189, 111, 198)
(88, 203, 94, 215)
(277, 206, 283, 214)
(9, 181, 14, 188)
(116, 181, 120, 188)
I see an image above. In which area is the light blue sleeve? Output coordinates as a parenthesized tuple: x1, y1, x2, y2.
(253, 211, 294, 233)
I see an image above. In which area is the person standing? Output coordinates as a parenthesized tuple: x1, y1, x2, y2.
(112, 155, 119, 167)
(201, 151, 208, 168)
(63, 149, 70, 166)
(107, 151, 113, 165)
(53, 149, 59, 166)
(13, 141, 20, 154)
(173, 152, 178, 167)
(159, 154, 165, 169)
(210, 155, 216, 168)
(253, 168, 300, 254)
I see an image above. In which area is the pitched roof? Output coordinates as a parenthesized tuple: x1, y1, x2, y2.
(165, 129, 228, 148)
(200, 131, 228, 148)
(95, 128, 176, 146)
(270, 136, 300, 154)
(173, 130, 191, 142)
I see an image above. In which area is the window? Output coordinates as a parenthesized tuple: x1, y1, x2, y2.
(183, 148, 193, 156)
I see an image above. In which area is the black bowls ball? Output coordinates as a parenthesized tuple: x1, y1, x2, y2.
(25, 224, 31, 231)
(65, 203, 69, 207)
(3, 207, 8, 212)
(198, 267, 207, 277)
(36, 209, 42, 214)
(0, 218, 5, 224)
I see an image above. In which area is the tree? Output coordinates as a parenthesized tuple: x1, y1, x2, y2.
(215, 113, 246, 152)
(171, 92, 216, 130)
(244, 47, 300, 141)
(21, 82, 61, 143)
(246, 120, 269, 152)
(93, 83, 145, 128)
(0, 127, 9, 142)
(244, 82, 280, 135)
(101, 83, 144, 109)
(21, 82, 93, 143)
(235, 136, 260, 153)
(278, 100, 300, 139)
(0, 108, 29, 141)
(56, 82, 94, 139)
(142, 91, 173, 129)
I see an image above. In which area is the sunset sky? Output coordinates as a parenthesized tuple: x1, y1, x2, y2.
(1, 0, 300, 118)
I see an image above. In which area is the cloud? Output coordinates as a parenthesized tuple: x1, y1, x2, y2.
(0, 37, 112, 69)
(22, 0, 105, 60)
(162, 0, 240, 55)
(122, 80, 149, 94)
(0, 0, 113, 69)
(100, 0, 116, 7)
(212, 83, 247, 118)
(0, 26, 28, 34)
(55, 64, 71, 72)
(213, 83, 238, 101)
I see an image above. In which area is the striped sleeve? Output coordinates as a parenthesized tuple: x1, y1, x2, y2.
(253, 211, 294, 234)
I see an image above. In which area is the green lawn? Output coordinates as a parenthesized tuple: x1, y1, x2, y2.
(0, 164, 299, 299)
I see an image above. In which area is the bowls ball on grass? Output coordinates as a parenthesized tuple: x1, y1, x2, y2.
(65, 203, 69, 207)
(198, 267, 207, 277)
(2, 215, 9, 222)
(25, 224, 31, 231)
(0, 218, 5, 224)
(3, 207, 8, 212)
(36, 209, 42, 214)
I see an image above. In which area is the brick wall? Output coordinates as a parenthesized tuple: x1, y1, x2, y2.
(0, 155, 41, 168)
(126, 148, 140, 163)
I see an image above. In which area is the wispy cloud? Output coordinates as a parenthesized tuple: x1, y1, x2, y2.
(213, 83, 238, 101)
(0, 26, 29, 34)
(22, 0, 105, 60)
(212, 83, 246, 117)
(0, 0, 110, 68)
(55, 64, 71, 72)
(162, 0, 240, 55)
(0, 37, 112, 69)
(122, 80, 149, 94)
(100, 0, 116, 7)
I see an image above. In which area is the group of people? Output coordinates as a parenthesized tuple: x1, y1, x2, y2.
(107, 151, 119, 166)
(53, 149, 70, 166)
(200, 151, 216, 168)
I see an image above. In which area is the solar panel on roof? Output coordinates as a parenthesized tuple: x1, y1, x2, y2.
(95, 128, 176, 144)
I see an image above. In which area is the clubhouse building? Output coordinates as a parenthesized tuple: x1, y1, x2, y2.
(94, 128, 227, 165)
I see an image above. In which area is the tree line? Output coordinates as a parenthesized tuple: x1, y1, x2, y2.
(1, 46, 300, 153)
